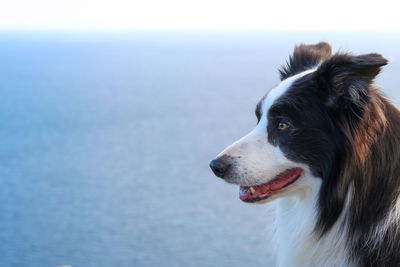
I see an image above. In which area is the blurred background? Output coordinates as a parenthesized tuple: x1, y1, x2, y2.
(0, 1, 399, 267)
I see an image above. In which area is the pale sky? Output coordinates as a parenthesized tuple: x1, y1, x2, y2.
(0, 0, 399, 31)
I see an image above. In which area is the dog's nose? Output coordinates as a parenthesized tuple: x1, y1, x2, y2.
(209, 158, 231, 178)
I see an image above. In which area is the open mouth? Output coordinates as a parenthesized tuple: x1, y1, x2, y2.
(239, 168, 303, 203)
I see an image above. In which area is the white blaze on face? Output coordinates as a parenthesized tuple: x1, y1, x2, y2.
(263, 68, 317, 116)
(217, 69, 317, 186)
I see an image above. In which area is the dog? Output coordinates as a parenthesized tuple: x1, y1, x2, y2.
(209, 42, 400, 266)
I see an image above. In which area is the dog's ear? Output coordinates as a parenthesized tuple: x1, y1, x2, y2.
(315, 53, 388, 109)
(279, 42, 332, 80)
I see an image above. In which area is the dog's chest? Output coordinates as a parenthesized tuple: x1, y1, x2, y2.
(274, 189, 350, 267)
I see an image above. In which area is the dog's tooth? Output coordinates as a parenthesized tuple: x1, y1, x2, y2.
(250, 187, 256, 194)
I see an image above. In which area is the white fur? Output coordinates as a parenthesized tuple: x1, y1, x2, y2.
(217, 69, 317, 187)
(368, 194, 400, 251)
(217, 68, 352, 266)
(262, 68, 317, 115)
(274, 174, 352, 267)
(216, 115, 296, 187)
(267, 70, 350, 266)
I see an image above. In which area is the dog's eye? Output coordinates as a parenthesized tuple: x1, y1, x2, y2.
(278, 122, 289, 131)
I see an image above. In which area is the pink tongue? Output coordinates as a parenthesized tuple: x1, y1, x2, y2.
(238, 168, 303, 201)
(239, 185, 273, 200)
(239, 187, 250, 200)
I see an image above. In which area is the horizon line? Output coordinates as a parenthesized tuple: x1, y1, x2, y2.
(0, 28, 400, 33)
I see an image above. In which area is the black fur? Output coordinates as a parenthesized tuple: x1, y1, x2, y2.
(349, 103, 400, 266)
(279, 42, 332, 80)
(267, 43, 400, 266)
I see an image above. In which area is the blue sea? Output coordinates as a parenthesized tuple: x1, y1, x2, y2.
(0, 31, 399, 267)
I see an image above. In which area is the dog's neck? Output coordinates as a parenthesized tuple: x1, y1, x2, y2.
(274, 177, 350, 267)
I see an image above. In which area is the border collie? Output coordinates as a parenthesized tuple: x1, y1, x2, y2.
(209, 42, 400, 266)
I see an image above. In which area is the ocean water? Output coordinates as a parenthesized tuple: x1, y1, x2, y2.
(0, 31, 399, 267)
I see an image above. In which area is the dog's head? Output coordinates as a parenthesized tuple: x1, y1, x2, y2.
(210, 42, 387, 204)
